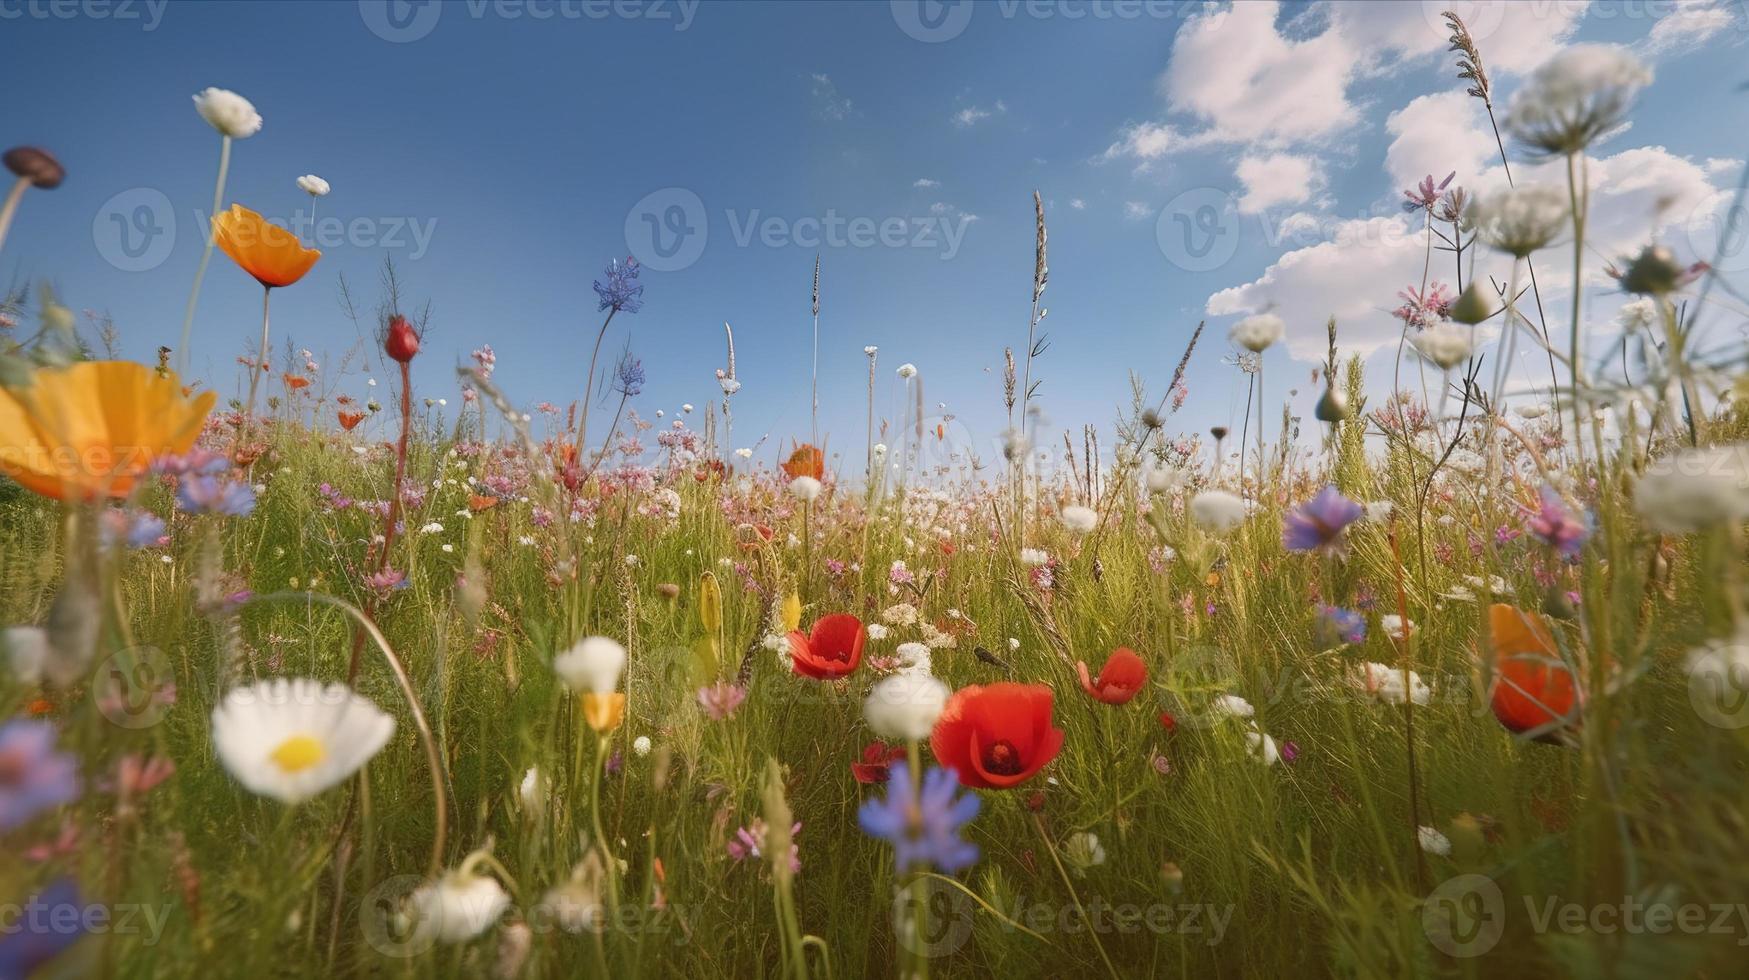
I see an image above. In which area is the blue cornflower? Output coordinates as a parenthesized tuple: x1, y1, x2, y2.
(614, 352, 645, 397)
(1282, 486, 1364, 553)
(1317, 605, 1367, 646)
(100, 509, 167, 550)
(858, 762, 980, 874)
(592, 257, 645, 314)
(176, 475, 256, 517)
(0, 720, 80, 832)
(0, 878, 90, 979)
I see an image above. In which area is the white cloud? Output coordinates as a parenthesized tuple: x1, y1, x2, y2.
(1158, 1, 1358, 147)
(1382, 90, 1497, 193)
(809, 73, 852, 121)
(1325, 0, 1585, 75)
(1123, 201, 1154, 221)
(1639, 0, 1736, 57)
(954, 100, 1006, 128)
(1069, 198, 1087, 210)
(914, 178, 940, 188)
(1098, 121, 1179, 169)
(1235, 152, 1324, 214)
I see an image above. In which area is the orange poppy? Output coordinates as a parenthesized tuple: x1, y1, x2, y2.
(931, 682, 1064, 789)
(781, 442, 824, 481)
(1486, 604, 1580, 742)
(786, 614, 866, 680)
(468, 494, 499, 512)
(337, 411, 365, 432)
(0, 360, 216, 501)
(212, 204, 321, 288)
(1076, 647, 1148, 705)
(283, 373, 310, 391)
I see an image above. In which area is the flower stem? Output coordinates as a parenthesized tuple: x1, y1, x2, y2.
(1031, 813, 1119, 980)
(0, 176, 31, 258)
(177, 135, 231, 377)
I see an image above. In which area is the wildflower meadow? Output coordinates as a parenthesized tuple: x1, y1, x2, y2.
(3, 4, 1749, 978)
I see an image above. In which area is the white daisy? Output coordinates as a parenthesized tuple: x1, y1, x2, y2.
(193, 87, 262, 139)
(552, 637, 627, 696)
(296, 174, 330, 197)
(864, 673, 949, 741)
(410, 870, 510, 944)
(210, 678, 395, 804)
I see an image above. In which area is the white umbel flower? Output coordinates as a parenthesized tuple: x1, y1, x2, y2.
(1190, 490, 1248, 533)
(296, 174, 330, 196)
(893, 641, 933, 675)
(864, 673, 949, 741)
(411, 871, 510, 944)
(1244, 730, 1281, 766)
(210, 678, 395, 804)
(2, 625, 48, 685)
(632, 735, 652, 757)
(519, 766, 547, 812)
(1468, 186, 1568, 257)
(1410, 322, 1474, 370)
(1229, 313, 1284, 353)
(193, 87, 263, 139)
(1504, 44, 1650, 158)
(1364, 500, 1394, 523)
(1059, 505, 1097, 534)
(789, 476, 823, 501)
(1635, 445, 1749, 533)
(1018, 548, 1050, 567)
(896, 363, 918, 379)
(1211, 694, 1255, 719)
(1381, 615, 1417, 641)
(1143, 462, 1186, 494)
(552, 636, 627, 695)
(1350, 662, 1432, 705)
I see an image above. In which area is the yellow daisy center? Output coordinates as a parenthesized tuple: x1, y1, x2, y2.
(269, 734, 327, 773)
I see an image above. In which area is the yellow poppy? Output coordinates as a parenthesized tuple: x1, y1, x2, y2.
(0, 360, 216, 501)
(581, 692, 626, 733)
(212, 204, 321, 288)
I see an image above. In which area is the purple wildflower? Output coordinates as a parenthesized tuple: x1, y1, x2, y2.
(1317, 605, 1367, 646)
(100, 509, 166, 550)
(150, 447, 229, 477)
(1526, 485, 1590, 560)
(0, 878, 89, 977)
(1402, 171, 1456, 213)
(857, 763, 980, 874)
(1283, 486, 1364, 552)
(697, 682, 747, 721)
(0, 720, 80, 832)
(1280, 741, 1300, 764)
(613, 351, 645, 397)
(175, 475, 255, 517)
(728, 818, 802, 873)
(593, 257, 645, 314)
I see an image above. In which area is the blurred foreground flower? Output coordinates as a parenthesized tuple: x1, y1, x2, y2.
(858, 762, 980, 874)
(554, 637, 627, 733)
(1282, 486, 1363, 552)
(0, 720, 79, 831)
(1487, 605, 1580, 743)
(0, 361, 215, 500)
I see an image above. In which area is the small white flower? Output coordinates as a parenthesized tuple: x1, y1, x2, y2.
(1468, 186, 1569, 257)
(632, 736, 652, 757)
(2, 625, 48, 686)
(896, 363, 917, 379)
(1018, 547, 1050, 567)
(440, 543, 454, 553)
(681, 403, 694, 413)
(1007, 637, 1020, 651)
(210, 678, 395, 804)
(420, 522, 444, 534)
(519, 767, 547, 812)
(1244, 730, 1281, 766)
(1229, 313, 1284, 353)
(1063, 832, 1107, 875)
(518, 535, 536, 547)
(1516, 402, 1549, 420)
(864, 673, 949, 741)
(1635, 445, 1749, 533)
(193, 87, 262, 139)
(866, 623, 891, 641)
(872, 443, 889, 457)
(296, 174, 330, 197)
(1364, 500, 1394, 523)
(1418, 826, 1452, 857)
(1211, 694, 1254, 719)
(1143, 461, 1186, 494)
(789, 476, 823, 502)
(1410, 322, 1475, 370)
(1059, 505, 1098, 534)
(735, 448, 753, 459)
(894, 642, 933, 675)
(1350, 662, 1432, 705)
(864, 345, 878, 355)
(410, 870, 510, 944)
(624, 554, 640, 567)
(1191, 490, 1248, 533)
(1381, 615, 1417, 641)
(552, 637, 627, 695)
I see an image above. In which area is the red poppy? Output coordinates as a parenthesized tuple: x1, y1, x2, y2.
(851, 741, 907, 784)
(696, 459, 726, 482)
(1487, 604, 1580, 742)
(781, 442, 824, 481)
(1076, 647, 1147, 705)
(283, 373, 310, 391)
(787, 613, 865, 680)
(337, 410, 365, 431)
(930, 682, 1064, 789)
(1158, 712, 1177, 733)
(385, 314, 420, 363)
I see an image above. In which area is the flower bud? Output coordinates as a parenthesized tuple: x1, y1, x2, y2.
(385, 315, 420, 363)
(1314, 387, 1350, 423)
(3, 147, 65, 189)
(1617, 244, 1685, 295)
(1448, 281, 1493, 325)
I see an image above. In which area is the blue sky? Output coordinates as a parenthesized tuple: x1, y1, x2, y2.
(4, 0, 1746, 476)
